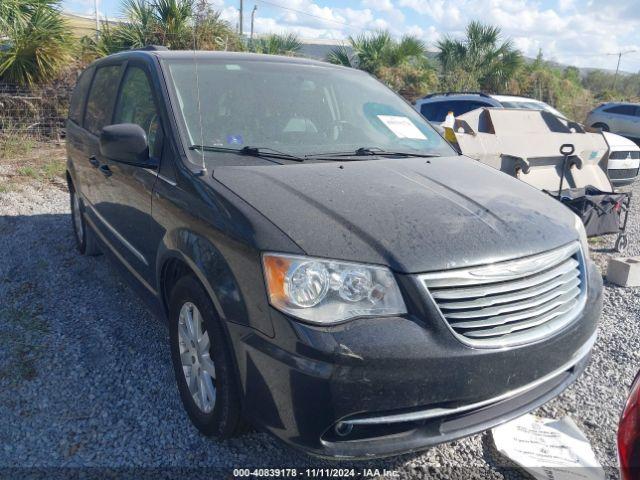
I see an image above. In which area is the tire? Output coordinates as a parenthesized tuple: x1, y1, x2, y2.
(69, 185, 100, 256)
(168, 274, 245, 438)
(592, 122, 610, 132)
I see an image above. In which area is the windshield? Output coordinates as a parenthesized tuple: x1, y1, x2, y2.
(163, 58, 455, 158)
(500, 100, 567, 119)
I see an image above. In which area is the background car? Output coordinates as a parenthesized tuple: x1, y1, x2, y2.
(586, 102, 640, 141)
(415, 92, 639, 186)
(414, 92, 567, 122)
(602, 132, 640, 186)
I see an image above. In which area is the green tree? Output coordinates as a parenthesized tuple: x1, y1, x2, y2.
(152, 0, 194, 49)
(80, 0, 240, 59)
(249, 33, 302, 56)
(327, 31, 434, 99)
(194, 3, 241, 51)
(376, 63, 439, 101)
(327, 31, 425, 73)
(512, 51, 593, 122)
(436, 21, 522, 92)
(0, 0, 73, 85)
(116, 0, 159, 48)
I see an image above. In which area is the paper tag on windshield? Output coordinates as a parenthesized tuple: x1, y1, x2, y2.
(377, 115, 427, 140)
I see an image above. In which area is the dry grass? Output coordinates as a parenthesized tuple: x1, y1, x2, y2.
(0, 137, 67, 193)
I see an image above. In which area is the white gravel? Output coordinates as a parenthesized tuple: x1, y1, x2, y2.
(0, 179, 638, 479)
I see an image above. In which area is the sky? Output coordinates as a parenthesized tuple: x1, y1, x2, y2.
(61, 0, 640, 72)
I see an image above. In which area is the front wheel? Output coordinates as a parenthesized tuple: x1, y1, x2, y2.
(592, 122, 610, 132)
(169, 275, 245, 438)
(69, 186, 100, 256)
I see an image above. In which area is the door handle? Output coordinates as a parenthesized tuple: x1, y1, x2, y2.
(88, 155, 99, 167)
(99, 164, 112, 177)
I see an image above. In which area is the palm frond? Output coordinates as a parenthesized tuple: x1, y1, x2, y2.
(436, 21, 521, 93)
(251, 33, 302, 56)
(326, 44, 353, 67)
(0, 0, 72, 85)
(395, 36, 425, 60)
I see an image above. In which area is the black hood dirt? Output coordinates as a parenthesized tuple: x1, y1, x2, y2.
(214, 156, 579, 273)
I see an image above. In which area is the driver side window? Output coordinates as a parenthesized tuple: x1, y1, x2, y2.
(113, 66, 162, 157)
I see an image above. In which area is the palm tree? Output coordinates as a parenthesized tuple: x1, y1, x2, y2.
(153, 0, 194, 49)
(327, 31, 434, 100)
(250, 33, 302, 56)
(194, 6, 239, 51)
(0, 0, 51, 31)
(81, 0, 241, 59)
(327, 31, 426, 74)
(0, 0, 73, 85)
(117, 0, 158, 48)
(436, 21, 522, 92)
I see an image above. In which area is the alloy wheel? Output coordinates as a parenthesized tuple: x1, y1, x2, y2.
(178, 302, 217, 413)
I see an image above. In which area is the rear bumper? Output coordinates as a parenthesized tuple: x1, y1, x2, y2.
(231, 260, 603, 459)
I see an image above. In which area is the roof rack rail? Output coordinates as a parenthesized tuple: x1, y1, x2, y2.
(133, 45, 169, 51)
(421, 91, 492, 99)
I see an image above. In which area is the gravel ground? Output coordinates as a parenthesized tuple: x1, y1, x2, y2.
(0, 173, 638, 479)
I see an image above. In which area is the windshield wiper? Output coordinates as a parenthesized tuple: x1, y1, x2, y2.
(189, 145, 305, 162)
(306, 147, 441, 160)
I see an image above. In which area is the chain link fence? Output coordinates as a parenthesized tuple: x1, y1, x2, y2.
(0, 84, 72, 143)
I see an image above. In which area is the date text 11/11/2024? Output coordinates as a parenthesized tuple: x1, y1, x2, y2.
(232, 468, 401, 478)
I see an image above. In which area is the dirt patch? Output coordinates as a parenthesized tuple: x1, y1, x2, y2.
(0, 141, 67, 192)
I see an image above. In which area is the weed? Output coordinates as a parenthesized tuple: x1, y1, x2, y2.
(16, 166, 38, 178)
(0, 130, 37, 160)
(41, 158, 66, 179)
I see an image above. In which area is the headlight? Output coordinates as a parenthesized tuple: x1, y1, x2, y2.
(262, 253, 407, 324)
(574, 214, 590, 259)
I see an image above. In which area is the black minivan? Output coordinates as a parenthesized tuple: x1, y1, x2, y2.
(66, 49, 602, 458)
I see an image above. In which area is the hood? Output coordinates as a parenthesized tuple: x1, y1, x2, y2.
(603, 131, 640, 151)
(213, 156, 579, 273)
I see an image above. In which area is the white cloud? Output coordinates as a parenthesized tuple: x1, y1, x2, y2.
(361, 0, 394, 11)
(394, 0, 640, 71)
(77, 0, 640, 72)
(405, 24, 440, 44)
(557, 0, 575, 12)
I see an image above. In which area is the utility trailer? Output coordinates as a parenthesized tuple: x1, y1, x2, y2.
(450, 108, 632, 252)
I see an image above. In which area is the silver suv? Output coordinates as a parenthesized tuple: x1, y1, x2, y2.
(586, 102, 640, 140)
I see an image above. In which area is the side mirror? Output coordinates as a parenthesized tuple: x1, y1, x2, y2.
(99, 123, 157, 168)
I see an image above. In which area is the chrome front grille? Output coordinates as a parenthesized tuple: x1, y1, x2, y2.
(419, 242, 586, 348)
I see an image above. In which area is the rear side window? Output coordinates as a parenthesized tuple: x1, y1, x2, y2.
(84, 65, 122, 135)
(604, 105, 636, 116)
(420, 100, 490, 122)
(68, 67, 94, 124)
(420, 102, 447, 122)
(113, 66, 163, 157)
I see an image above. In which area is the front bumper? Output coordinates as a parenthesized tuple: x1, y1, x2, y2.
(230, 260, 603, 459)
(608, 159, 640, 186)
(609, 171, 638, 187)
